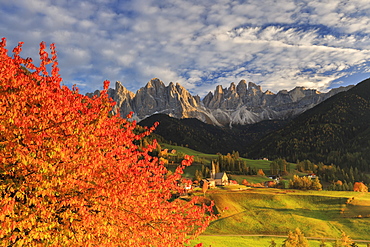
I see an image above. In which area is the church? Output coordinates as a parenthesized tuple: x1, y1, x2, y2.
(204, 161, 229, 187)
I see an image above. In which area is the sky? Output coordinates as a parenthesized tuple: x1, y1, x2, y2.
(2, 0, 370, 98)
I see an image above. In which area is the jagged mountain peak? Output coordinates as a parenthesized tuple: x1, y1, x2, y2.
(146, 78, 165, 89)
(215, 85, 223, 94)
(94, 78, 353, 126)
(228, 82, 236, 91)
(238, 79, 247, 86)
(264, 90, 274, 95)
(248, 81, 262, 91)
(115, 81, 134, 96)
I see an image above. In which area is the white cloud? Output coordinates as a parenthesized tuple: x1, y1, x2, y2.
(1, 0, 370, 98)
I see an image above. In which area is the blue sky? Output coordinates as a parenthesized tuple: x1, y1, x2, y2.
(2, 0, 370, 97)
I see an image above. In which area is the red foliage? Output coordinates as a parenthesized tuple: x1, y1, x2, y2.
(0, 39, 213, 246)
(265, 181, 276, 188)
(242, 179, 249, 186)
(353, 182, 368, 192)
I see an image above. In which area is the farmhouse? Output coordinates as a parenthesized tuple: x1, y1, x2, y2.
(306, 173, 317, 178)
(268, 175, 280, 181)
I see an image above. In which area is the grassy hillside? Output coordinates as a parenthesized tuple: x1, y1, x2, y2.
(161, 143, 297, 184)
(190, 235, 370, 247)
(161, 143, 273, 168)
(161, 143, 218, 159)
(201, 189, 370, 240)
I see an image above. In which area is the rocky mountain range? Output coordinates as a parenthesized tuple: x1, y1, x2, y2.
(87, 78, 352, 126)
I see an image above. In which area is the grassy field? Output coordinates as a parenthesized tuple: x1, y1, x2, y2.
(189, 236, 288, 247)
(161, 143, 218, 159)
(190, 235, 370, 247)
(162, 144, 370, 246)
(188, 188, 370, 246)
(161, 143, 272, 166)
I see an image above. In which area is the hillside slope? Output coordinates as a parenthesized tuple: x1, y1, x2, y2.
(247, 78, 370, 169)
(139, 114, 287, 154)
(204, 190, 370, 240)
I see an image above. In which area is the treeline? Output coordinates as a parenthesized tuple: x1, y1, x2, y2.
(296, 159, 370, 191)
(214, 152, 258, 175)
(269, 158, 291, 175)
(192, 152, 260, 181)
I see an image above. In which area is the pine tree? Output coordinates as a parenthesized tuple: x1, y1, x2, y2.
(194, 170, 203, 182)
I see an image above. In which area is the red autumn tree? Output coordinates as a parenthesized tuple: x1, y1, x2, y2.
(0, 38, 213, 246)
(353, 182, 368, 192)
(242, 179, 249, 186)
(202, 181, 208, 196)
(257, 169, 265, 176)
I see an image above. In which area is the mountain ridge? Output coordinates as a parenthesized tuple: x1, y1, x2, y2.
(87, 78, 353, 126)
(246, 77, 370, 169)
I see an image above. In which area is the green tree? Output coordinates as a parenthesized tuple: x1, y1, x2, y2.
(194, 169, 203, 182)
(270, 161, 279, 175)
(232, 150, 240, 159)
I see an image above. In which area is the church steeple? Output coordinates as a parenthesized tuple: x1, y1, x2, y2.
(211, 161, 216, 179)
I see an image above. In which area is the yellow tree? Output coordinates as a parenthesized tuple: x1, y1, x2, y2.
(340, 231, 354, 246)
(282, 228, 309, 247)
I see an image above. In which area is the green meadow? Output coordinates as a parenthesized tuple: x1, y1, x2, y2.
(161, 143, 284, 180)
(188, 188, 370, 246)
(190, 235, 370, 247)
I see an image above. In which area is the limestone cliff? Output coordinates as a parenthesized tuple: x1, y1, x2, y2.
(98, 78, 353, 126)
